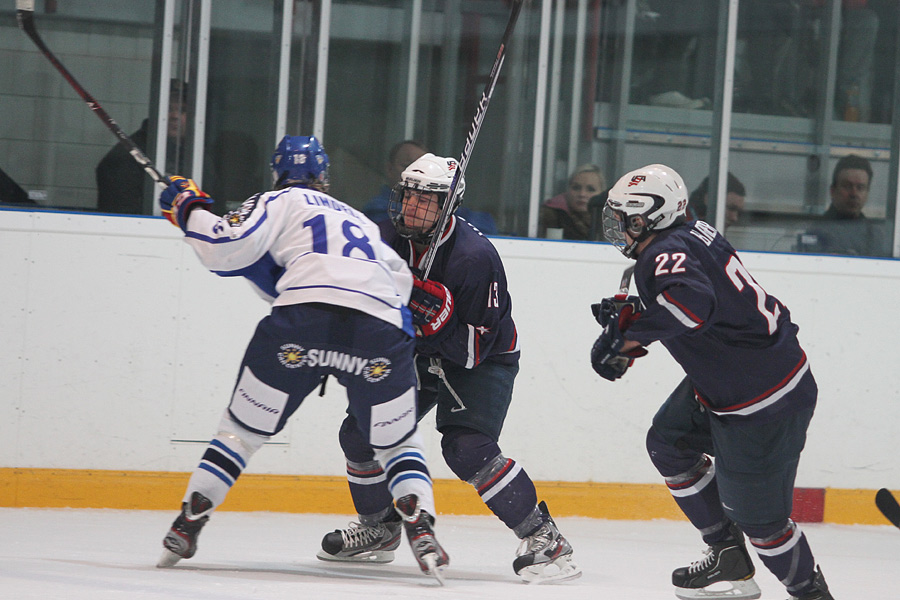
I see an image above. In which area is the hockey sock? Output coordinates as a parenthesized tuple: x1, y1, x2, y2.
(338, 414, 395, 519)
(647, 428, 728, 543)
(183, 411, 266, 510)
(743, 519, 818, 596)
(345, 458, 395, 520)
(373, 430, 435, 516)
(441, 428, 539, 533)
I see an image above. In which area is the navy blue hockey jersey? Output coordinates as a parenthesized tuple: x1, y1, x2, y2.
(625, 220, 817, 421)
(380, 216, 520, 369)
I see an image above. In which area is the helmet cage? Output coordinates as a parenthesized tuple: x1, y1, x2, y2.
(388, 185, 448, 244)
(388, 153, 464, 244)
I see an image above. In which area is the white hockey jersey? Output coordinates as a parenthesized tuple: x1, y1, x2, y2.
(182, 187, 414, 332)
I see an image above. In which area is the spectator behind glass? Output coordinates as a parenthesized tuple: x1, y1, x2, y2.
(540, 164, 606, 240)
(687, 172, 746, 229)
(362, 140, 427, 224)
(797, 154, 889, 256)
(362, 139, 498, 235)
(95, 80, 188, 215)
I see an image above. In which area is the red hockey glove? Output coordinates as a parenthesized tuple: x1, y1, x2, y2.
(409, 278, 455, 337)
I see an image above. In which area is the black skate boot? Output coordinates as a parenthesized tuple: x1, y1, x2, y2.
(512, 501, 582, 584)
(157, 492, 212, 568)
(789, 566, 835, 600)
(316, 509, 402, 563)
(673, 522, 761, 600)
(395, 494, 449, 584)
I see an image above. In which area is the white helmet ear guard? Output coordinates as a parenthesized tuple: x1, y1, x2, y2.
(603, 164, 688, 257)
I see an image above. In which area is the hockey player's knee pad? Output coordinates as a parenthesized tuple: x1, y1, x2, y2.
(646, 425, 705, 477)
(338, 414, 375, 463)
(217, 410, 267, 455)
(440, 426, 500, 482)
(738, 518, 791, 541)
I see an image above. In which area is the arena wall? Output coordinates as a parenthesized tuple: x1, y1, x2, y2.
(2, 209, 897, 524)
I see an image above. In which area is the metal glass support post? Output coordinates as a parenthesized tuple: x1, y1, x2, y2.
(152, 0, 176, 215)
(404, 0, 423, 140)
(313, 0, 331, 141)
(567, 0, 589, 169)
(805, 0, 840, 213)
(607, 0, 636, 184)
(543, 0, 565, 199)
(707, 0, 738, 233)
(890, 7, 900, 257)
(275, 0, 294, 143)
(527, 0, 553, 238)
(190, 0, 210, 186)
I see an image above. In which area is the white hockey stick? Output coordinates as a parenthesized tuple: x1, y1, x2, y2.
(16, 0, 170, 189)
(420, 0, 525, 279)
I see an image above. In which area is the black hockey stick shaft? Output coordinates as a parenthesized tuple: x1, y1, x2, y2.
(420, 0, 524, 279)
(876, 488, 900, 528)
(16, 0, 170, 189)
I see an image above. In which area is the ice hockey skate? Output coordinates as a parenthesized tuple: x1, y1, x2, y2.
(157, 492, 212, 568)
(789, 566, 835, 600)
(512, 501, 582, 584)
(672, 523, 761, 600)
(316, 511, 402, 563)
(395, 494, 449, 585)
(156, 492, 213, 568)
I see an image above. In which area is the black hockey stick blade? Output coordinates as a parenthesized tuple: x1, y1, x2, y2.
(16, 0, 170, 189)
(420, 0, 524, 279)
(876, 488, 900, 528)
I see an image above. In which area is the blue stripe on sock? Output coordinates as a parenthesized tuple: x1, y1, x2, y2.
(199, 462, 235, 487)
(385, 451, 425, 471)
(210, 438, 247, 468)
(388, 471, 432, 492)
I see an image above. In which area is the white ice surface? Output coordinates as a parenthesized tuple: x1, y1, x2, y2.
(0, 508, 893, 599)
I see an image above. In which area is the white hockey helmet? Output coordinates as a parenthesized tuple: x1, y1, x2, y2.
(603, 163, 688, 258)
(388, 153, 465, 243)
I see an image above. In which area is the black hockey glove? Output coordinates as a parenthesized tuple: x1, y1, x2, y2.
(590, 294, 647, 381)
(409, 278, 456, 337)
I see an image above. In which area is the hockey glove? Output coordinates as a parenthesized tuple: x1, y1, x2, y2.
(590, 294, 647, 381)
(159, 176, 213, 232)
(409, 278, 455, 337)
(590, 331, 633, 381)
(591, 294, 643, 331)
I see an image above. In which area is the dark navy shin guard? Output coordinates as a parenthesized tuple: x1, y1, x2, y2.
(441, 427, 539, 533)
(647, 426, 730, 543)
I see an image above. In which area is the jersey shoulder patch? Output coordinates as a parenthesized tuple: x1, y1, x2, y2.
(224, 193, 263, 228)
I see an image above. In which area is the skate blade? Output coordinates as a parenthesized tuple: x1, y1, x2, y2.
(157, 548, 183, 568)
(518, 554, 583, 584)
(423, 553, 447, 586)
(315, 549, 396, 564)
(674, 577, 762, 600)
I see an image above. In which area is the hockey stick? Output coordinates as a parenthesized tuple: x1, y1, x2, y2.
(16, 0, 170, 189)
(618, 264, 635, 294)
(420, 0, 524, 279)
(875, 488, 900, 529)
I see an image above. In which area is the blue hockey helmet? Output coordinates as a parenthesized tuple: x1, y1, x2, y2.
(270, 135, 330, 191)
